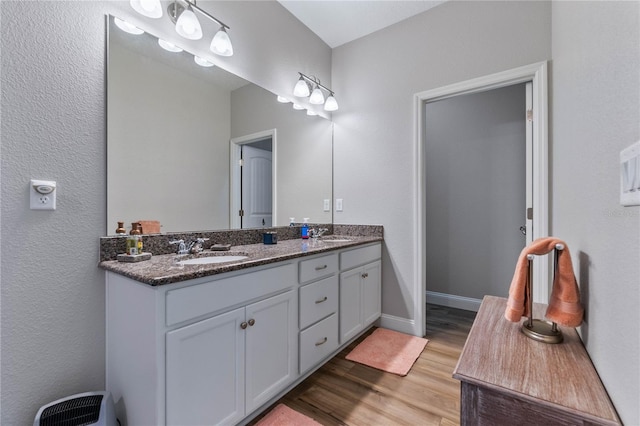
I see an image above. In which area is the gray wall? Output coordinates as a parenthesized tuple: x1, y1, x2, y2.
(0, 1, 330, 423)
(551, 1, 640, 423)
(425, 84, 526, 299)
(332, 0, 551, 319)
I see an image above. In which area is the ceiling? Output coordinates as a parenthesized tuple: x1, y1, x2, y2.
(278, 0, 446, 48)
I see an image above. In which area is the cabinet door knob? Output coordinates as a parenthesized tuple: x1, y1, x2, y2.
(315, 264, 328, 271)
(315, 337, 328, 346)
(362, 272, 369, 279)
(240, 322, 248, 330)
(248, 318, 256, 326)
(315, 296, 328, 304)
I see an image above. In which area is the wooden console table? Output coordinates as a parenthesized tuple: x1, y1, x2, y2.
(453, 296, 620, 425)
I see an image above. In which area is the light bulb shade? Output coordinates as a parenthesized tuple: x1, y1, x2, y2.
(292, 104, 304, 110)
(114, 18, 144, 35)
(306, 109, 317, 116)
(175, 8, 202, 40)
(324, 95, 339, 111)
(194, 56, 214, 67)
(130, 0, 162, 18)
(158, 39, 183, 52)
(309, 87, 325, 105)
(277, 96, 290, 103)
(293, 77, 310, 97)
(210, 28, 233, 56)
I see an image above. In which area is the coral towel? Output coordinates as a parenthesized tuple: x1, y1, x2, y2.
(505, 237, 584, 327)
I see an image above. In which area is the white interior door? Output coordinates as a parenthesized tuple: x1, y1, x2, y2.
(242, 145, 272, 228)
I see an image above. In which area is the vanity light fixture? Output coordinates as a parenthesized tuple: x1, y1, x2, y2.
(114, 17, 144, 35)
(158, 39, 183, 53)
(131, 0, 233, 56)
(130, 0, 163, 19)
(293, 72, 339, 112)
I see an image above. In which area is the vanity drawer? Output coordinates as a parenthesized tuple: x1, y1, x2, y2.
(166, 263, 296, 326)
(299, 313, 339, 374)
(299, 275, 338, 330)
(340, 244, 381, 271)
(299, 253, 338, 284)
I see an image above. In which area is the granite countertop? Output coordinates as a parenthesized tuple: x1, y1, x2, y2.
(99, 236, 382, 286)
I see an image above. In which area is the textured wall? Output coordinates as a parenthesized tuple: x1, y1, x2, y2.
(551, 2, 640, 423)
(332, 1, 551, 321)
(0, 1, 330, 423)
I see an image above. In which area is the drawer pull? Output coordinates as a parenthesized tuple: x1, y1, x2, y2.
(315, 265, 328, 271)
(315, 337, 328, 346)
(240, 322, 248, 330)
(248, 318, 255, 327)
(315, 296, 328, 304)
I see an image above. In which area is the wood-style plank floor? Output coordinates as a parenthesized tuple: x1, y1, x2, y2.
(250, 305, 476, 425)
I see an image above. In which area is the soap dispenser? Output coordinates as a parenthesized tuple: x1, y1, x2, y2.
(301, 218, 309, 239)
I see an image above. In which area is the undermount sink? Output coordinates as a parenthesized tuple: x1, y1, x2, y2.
(176, 252, 248, 266)
(321, 237, 353, 243)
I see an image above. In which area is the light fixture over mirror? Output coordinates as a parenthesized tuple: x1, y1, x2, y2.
(293, 72, 338, 112)
(130, 0, 234, 56)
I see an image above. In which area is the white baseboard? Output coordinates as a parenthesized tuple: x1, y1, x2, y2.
(426, 291, 481, 312)
(377, 313, 421, 336)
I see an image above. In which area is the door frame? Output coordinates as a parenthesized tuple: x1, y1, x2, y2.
(413, 61, 549, 337)
(230, 129, 277, 229)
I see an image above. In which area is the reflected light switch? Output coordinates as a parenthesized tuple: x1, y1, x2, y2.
(620, 141, 640, 206)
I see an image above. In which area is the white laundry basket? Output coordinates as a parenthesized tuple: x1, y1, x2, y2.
(34, 391, 117, 426)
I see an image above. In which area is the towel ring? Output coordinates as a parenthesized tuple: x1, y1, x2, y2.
(521, 243, 564, 344)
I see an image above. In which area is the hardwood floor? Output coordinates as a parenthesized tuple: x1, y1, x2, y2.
(251, 305, 476, 425)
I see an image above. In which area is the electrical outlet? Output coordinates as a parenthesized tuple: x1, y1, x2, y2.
(336, 198, 343, 212)
(323, 199, 330, 211)
(30, 179, 57, 210)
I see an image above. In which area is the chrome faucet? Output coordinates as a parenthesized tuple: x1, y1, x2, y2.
(310, 228, 329, 239)
(170, 239, 188, 255)
(190, 238, 209, 254)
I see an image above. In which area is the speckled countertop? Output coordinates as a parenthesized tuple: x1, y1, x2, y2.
(99, 235, 382, 286)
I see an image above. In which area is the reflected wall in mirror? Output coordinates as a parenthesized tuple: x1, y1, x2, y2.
(107, 15, 333, 235)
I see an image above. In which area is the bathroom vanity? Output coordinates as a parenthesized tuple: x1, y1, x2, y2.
(453, 296, 620, 426)
(102, 236, 381, 425)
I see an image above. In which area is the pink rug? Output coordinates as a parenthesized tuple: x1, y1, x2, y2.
(345, 328, 429, 376)
(255, 404, 321, 426)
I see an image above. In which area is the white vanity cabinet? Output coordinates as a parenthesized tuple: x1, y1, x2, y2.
(165, 290, 296, 425)
(106, 261, 297, 426)
(339, 244, 382, 343)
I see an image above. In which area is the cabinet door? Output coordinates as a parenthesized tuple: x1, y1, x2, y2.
(245, 290, 297, 412)
(166, 307, 245, 426)
(362, 260, 382, 326)
(340, 268, 364, 343)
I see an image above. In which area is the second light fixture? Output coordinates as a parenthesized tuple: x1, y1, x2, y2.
(293, 73, 339, 112)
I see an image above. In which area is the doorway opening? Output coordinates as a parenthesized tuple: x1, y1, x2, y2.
(412, 62, 549, 337)
(230, 129, 277, 229)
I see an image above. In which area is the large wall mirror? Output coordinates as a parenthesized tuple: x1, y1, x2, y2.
(107, 15, 333, 235)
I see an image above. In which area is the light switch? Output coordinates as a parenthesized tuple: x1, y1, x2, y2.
(323, 199, 330, 212)
(620, 141, 640, 206)
(336, 198, 343, 212)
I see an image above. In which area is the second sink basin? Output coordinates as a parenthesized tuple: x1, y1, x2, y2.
(176, 252, 248, 266)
